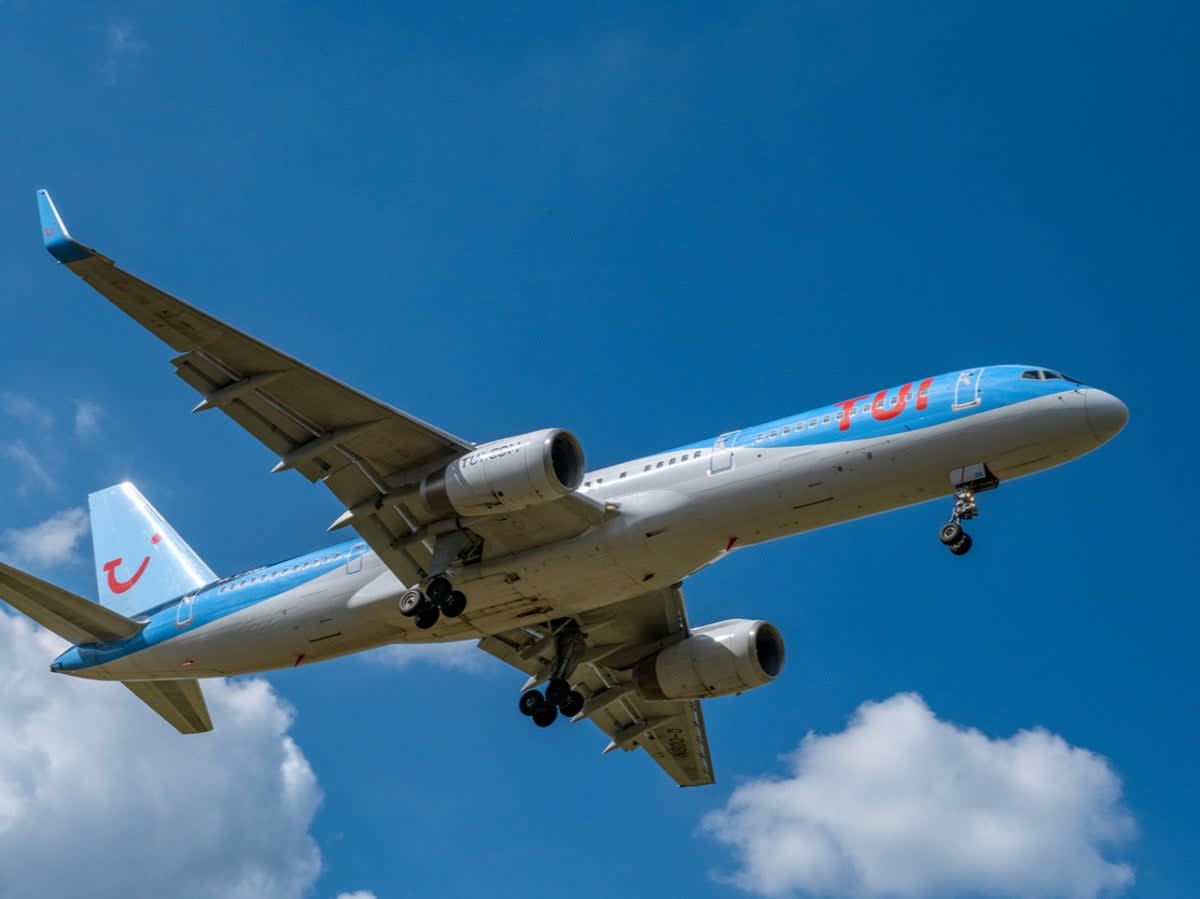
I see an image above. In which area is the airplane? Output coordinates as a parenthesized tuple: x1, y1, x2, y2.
(1, 189, 1128, 786)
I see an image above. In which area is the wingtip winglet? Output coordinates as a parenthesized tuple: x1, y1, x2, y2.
(36, 189, 96, 264)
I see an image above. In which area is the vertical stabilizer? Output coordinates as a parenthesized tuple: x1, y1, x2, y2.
(88, 483, 217, 616)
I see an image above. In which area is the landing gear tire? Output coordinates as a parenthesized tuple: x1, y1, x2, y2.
(425, 576, 452, 604)
(558, 690, 585, 718)
(939, 522, 964, 546)
(398, 588, 426, 617)
(531, 705, 559, 728)
(439, 590, 467, 618)
(518, 690, 544, 717)
(545, 677, 571, 707)
(949, 534, 974, 556)
(414, 606, 440, 629)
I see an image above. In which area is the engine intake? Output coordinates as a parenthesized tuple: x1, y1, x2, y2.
(420, 428, 585, 517)
(633, 619, 785, 701)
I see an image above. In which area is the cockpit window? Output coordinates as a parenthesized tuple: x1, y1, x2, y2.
(1043, 370, 1084, 384)
(1023, 369, 1083, 385)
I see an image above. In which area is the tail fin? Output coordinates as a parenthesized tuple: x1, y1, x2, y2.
(88, 482, 217, 616)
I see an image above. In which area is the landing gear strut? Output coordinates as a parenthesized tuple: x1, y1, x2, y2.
(517, 623, 586, 727)
(398, 575, 470, 629)
(939, 488, 978, 556)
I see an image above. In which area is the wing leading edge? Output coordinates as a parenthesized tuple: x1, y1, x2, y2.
(37, 189, 475, 588)
(36, 191, 618, 604)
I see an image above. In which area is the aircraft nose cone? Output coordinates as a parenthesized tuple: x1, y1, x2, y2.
(1085, 389, 1129, 443)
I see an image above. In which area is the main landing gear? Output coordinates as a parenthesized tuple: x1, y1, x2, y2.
(519, 678, 586, 727)
(398, 576, 469, 630)
(939, 488, 979, 556)
(517, 624, 586, 728)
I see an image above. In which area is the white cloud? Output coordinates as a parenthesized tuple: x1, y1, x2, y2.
(101, 23, 147, 83)
(73, 401, 105, 440)
(335, 893, 378, 899)
(106, 23, 146, 56)
(5, 442, 57, 495)
(0, 611, 323, 899)
(702, 693, 1135, 899)
(0, 393, 53, 429)
(0, 507, 90, 569)
(369, 640, 492, 673)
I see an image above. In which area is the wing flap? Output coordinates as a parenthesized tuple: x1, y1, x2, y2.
(123, 678, 213, 734)
(0, 561, 144, 645)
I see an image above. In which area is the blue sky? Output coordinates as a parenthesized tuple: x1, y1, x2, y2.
(0, 4, 1194, 897)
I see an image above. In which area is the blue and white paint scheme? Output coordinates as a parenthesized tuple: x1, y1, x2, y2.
(2, 191, 1128, 787)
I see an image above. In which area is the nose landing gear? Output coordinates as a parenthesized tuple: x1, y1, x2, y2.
(398, 575, 470, 629)
(939, 488, 979, 556)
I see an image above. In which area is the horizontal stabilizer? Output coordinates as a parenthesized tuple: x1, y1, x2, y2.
(0, 560, 144, 645)
(124, 678, 213, 734)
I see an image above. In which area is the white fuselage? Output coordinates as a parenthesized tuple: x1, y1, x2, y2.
(63, 379, 1112, 683)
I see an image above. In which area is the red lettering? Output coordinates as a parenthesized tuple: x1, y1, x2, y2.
(871, 383, 912, 421)
(835, 396, 868, 431)
(916, 377, 933, 411)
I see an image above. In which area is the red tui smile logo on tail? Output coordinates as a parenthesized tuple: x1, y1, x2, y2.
(103, 533, 161, 594)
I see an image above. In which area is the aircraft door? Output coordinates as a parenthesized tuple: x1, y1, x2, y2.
(175, 593, 196, 628)
(346, 544, 363, 574)
(711, 431, 741, 474)
(952, 368, 985, 411)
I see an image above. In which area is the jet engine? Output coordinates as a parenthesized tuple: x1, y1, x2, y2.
(420, 428, 586, 517)
(632, 619, 785, 701)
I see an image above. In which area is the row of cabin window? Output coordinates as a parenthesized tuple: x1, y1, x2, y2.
(218, 546, 361, 593)
(583, 449, 706, 487)
(643, 450, 704, 473)
(753, 392, 929, 442)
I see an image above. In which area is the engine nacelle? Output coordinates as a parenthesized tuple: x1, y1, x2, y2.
(420, 428, 586, 517)
(633, 619, 785, 701)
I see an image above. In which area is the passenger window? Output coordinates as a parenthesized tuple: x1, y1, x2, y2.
(756, 433, 765, 442)
(668, 458, 676, 465)
(644, 464, 651, 472)
(783, 426, 790, 434)
(619, 471, 627, 478)
(822, 415, 831, 424)
(694, 451, 701, 459)
(770, 429, 778, 438)
(796, 422, 804, 430)
(656, 461, 664, 468)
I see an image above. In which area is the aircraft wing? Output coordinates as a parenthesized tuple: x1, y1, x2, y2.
(37, 190, 603, 590)
(478, 583, 716, 787)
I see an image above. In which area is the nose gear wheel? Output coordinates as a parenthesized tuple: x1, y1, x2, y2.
(940, 488, 980, 556)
